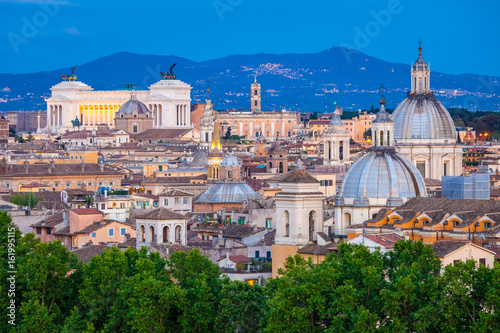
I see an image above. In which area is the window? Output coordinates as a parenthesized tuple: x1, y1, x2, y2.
(5, 184, 9, 189)
(120, 227, 126, 236)
(108, 228, 114, 237)
(266, 251, 271, 259)
(92, 232, 96, 238)
(164, 198, 168, 206)
(254, 100, 257, 106)
(120, 203, 125, 209)
(255, 251, 260, 258)
(36, 227, 41, 235)
(453, 260, 460, 265)
(484, 222, 492, 229)
(46, 228, 51, 235)
(101, 203, 106, 210)
(66, 182, 70, 187)
(479, 258, 486, 265)
(99, 182, 103, 186)
(175, 198, 180, 205)
(416, 162, 426, 178)
(228, 170, 232, 179)
(265, 218, 272, 228)
(453, 221, 460, 227)
(183, 197, 188, 204)
(88, 182, 92, 187)
(254, 89, 257, 95)
(109, 182, 113, 186)
(55, 183, 59, 188)
(443, 162, 448, 176)
(158, 165, 163, 172)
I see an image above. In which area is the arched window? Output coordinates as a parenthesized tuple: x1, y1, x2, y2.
(279, 162, 284, 173)
(339, 141, 343, 160)
(284, 210, 289, 237)
(387, 130, 390, 145)
(175, 225, 182, 242)
(149, 226, 155, 243)
(140, 225, 145, 242)
(344, 212, 351, 226)
(163, 226, 169, 243)
(309, 210, 317, 241)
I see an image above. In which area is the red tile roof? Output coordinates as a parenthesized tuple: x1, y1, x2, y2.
(364, 233, 404, 248)
(71, 208, 103, 215)
(228, 255, 252, 263)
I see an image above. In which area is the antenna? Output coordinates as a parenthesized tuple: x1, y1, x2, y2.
(206, 79, 210, 100)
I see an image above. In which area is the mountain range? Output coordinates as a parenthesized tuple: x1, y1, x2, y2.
(1, 47, 499, 112)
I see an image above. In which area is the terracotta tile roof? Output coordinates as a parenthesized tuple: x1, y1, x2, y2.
(424, 178, 442, 186)
(117, 237, 137, 248)
(136, 207, 186, 220)
(71, 208, 103, 215)
(131, 128, 192, 140)
(72, 245, 108, 263)
(228, 255, 252, 263)
(160, 189, 194, 197)
(431, 240, 471, 257)
(74, 220, 134, 235)
(133, 193, 159, 200)
(485, 245, 500, 259)
(278, 169, 319, 184)
(30, 212, 64, 228)
(222, 225, 266, 239)
(297, 243, 331, 255)
(0, 163, 122, 178)
(363, 233, 404, 248)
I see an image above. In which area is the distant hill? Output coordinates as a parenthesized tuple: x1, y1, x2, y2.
(1, 47, 499, 112)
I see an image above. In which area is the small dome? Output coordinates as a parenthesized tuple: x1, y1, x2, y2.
(338, 147, 426, 204)
(373, 105, 393, 123)
(195, 182, 260, 203)
(221, 155, 241, 167)
(391, 94, 456, 140)
(117, 99, 150, 116)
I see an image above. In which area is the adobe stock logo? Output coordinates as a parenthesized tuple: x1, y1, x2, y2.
(341, 0, 406, 63)
(7, 0, 62, 54)
(213, 0, 244, 21)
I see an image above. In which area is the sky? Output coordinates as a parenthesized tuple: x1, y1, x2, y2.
(1, 0, 499, 76)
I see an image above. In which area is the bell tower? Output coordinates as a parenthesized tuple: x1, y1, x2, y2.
(323, 109, 350, 165)
(207, 114, 224, 184)
(372, 85, 394, 147)
(410, 40, 431, 95)
(251, 77, 261, 113)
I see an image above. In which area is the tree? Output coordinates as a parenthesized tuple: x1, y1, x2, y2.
(84, 196, 93, 208)
(363, 129, 372, 141)
(10, 193, 41, 209)
(167, 249, 229, 333)
(26, 133, 34, 142)
(310, 112, 318, 120)
(215, 281, 266, 333)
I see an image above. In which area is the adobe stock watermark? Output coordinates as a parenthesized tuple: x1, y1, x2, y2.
(6, 226, 17, 326)
(7, 0, 63, 54)
(213, 0, 244, 21)
(463, 75, 500, 111)
(340, 0, 406, 63)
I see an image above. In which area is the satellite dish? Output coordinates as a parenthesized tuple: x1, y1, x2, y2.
(480, 234, 486, 240)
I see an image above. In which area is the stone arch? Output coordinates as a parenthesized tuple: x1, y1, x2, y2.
(163, 226, 169, 243)
(309, 210, 317, 241)
(175, 225, 182, 243)
(284, 210, 290, 237)
(149, 226, 155, 243)
(344, 212, 352, 226)
(140, 225, 145, 242)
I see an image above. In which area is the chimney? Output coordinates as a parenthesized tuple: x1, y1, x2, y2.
(24, 160, 29, 174)
(99, 160, 104, 172)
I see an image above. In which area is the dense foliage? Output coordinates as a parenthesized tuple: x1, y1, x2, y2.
(1, 213, 500, 332)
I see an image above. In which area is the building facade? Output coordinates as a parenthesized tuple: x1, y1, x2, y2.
(44, 77, 191, 134)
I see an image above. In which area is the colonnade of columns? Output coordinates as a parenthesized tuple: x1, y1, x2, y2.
(324, 139, 350, 164)
(176, 104, 189, 126)
(148, 104, 162, 127)
(79, 105, 119, 126)
(48, 105, 63, 128)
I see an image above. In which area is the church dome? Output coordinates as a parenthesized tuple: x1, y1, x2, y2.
(195, 182, 260, 203)
(391, 94, 456, 141)
(117, 99, 150, 117)
(338, 147, 426, 206)
(221, 155, 241, 167)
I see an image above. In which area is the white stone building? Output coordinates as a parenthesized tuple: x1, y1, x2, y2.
(334, 98, 427, 235)
(136, 207, 187, 248)
(44, 78, 192, 134)
(323, 110, 350, 166)
(392, 46, 462, 179)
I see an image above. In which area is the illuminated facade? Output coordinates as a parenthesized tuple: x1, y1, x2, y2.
(44, 78, 192, 134)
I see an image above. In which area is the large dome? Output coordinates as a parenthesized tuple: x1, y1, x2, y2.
(117, 99, 150, 117)
(391, 93, 456, 141)
(195, 182, 260, 203)
(338, 147, 426, 206)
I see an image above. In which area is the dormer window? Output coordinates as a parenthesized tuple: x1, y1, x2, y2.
(484, 222, 492, 229)
(453, 221, 460, 227)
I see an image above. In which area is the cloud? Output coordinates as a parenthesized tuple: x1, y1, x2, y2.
(64, 26, 80, 36)
(1, 87, 11, 92)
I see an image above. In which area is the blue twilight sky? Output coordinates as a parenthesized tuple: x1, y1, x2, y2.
(1, 0, 499, 76)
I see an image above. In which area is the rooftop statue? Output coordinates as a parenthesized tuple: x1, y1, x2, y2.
(160, 63, 177, 80)
(61, 65, 78, 81)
